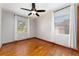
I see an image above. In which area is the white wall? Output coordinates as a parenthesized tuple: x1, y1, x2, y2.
(29, 17, 36, 37)
(1, 9, 15, 44)
(36, 11, 52, 41)
(0, 9, 1, 46)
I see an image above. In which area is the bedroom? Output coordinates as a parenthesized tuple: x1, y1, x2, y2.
(0, 3, 78, 56)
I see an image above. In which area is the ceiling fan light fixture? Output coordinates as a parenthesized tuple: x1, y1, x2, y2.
(31, 11, 36, 15)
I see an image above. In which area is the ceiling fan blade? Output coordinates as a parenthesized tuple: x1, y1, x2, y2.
(36, 10, 45, 12)
(36, 13, 39, 16)
(28, 13, 32, 16)
(32, 3, 35, 9)
(21, 8, 31, 11)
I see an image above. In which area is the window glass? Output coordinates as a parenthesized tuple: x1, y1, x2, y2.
(54, 6, 70, 34)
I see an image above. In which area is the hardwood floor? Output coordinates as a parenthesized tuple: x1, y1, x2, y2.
(0, 38, 79, 56)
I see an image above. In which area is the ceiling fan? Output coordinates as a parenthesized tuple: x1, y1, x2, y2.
(21, 3, 46, 16)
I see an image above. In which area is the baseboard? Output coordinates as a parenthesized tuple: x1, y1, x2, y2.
(2, 37, 36, 46)
(35, 37, 78, 51)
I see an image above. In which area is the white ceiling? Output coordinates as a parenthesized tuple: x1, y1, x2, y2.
(0, 3, 70, 17)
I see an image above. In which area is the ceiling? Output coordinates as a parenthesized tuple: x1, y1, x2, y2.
(0, 3, 70, 17)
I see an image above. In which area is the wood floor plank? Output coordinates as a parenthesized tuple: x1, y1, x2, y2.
(0, 38, 79, 56)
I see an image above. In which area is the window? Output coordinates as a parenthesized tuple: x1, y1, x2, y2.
(17, 20, 27, 32)
(54, 6, 70, 35)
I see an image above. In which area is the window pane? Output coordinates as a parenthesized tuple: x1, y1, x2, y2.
(54, 6, 70, 34)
